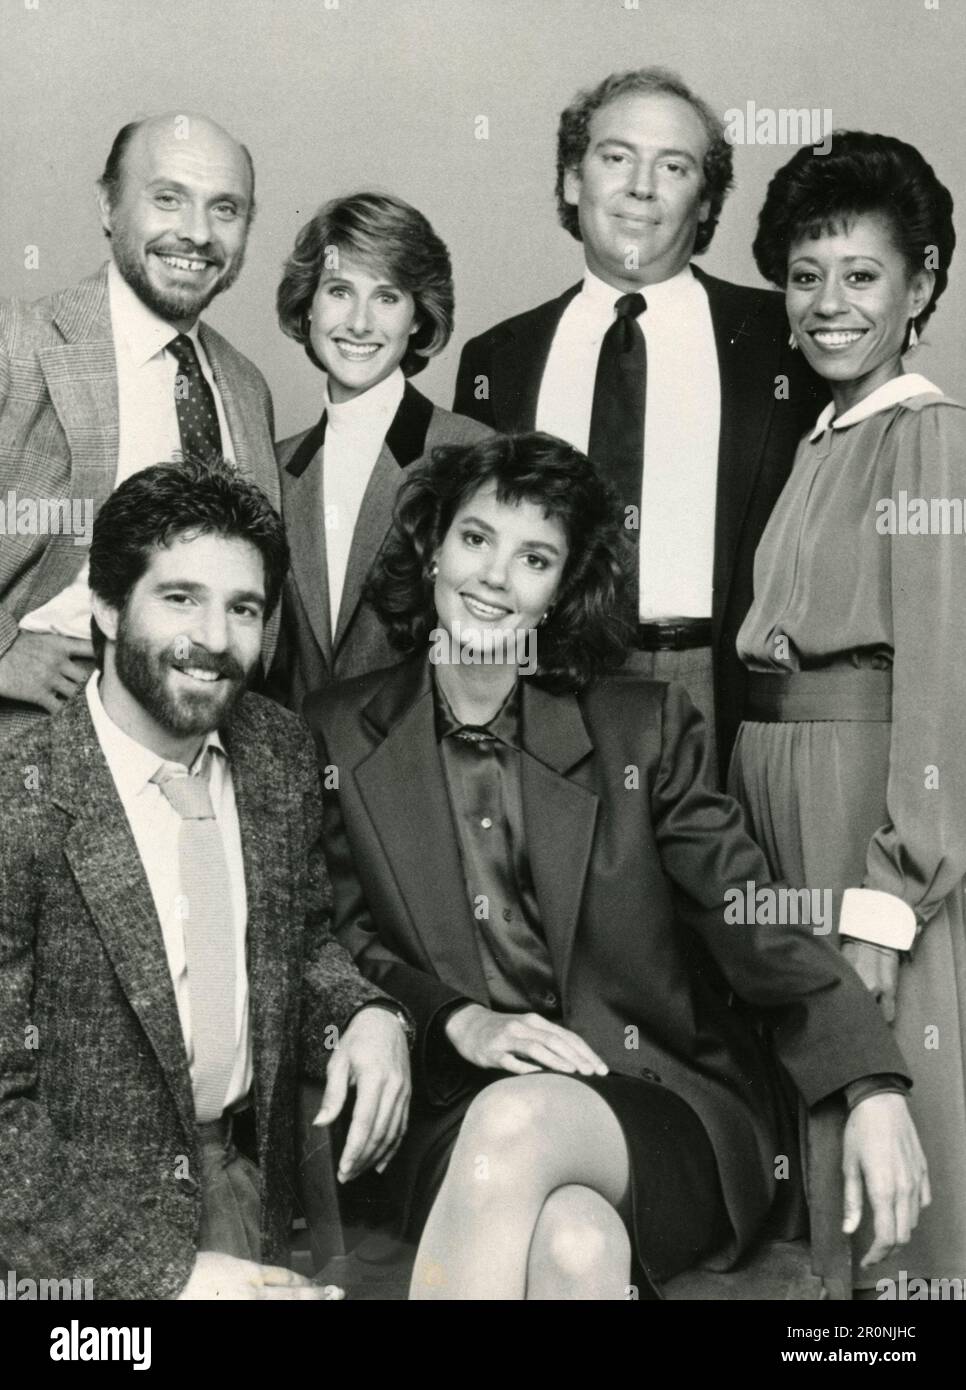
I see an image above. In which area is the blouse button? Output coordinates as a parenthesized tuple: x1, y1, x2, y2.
(480, 817, 493, 829)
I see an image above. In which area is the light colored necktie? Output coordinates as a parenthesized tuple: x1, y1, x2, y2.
(154, 753, 236, 1123)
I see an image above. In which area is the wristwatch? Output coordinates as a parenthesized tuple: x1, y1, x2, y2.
(359, 1001, 416, 1051)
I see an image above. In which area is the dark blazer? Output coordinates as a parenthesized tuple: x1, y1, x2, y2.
(305, 658, 907, 1265)
(0, 690, 389, 1299)
(452, 266, 829, 774)
(0, 266, 281, 738)
(270, 383, 490, 711)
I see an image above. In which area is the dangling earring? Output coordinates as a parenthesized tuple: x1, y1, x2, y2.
(907, 321, 919, 350)
(788, 331, 798, 351)
(428, 561, 439, 580)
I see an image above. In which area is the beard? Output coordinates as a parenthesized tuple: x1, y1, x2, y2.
(114, 616, 252, 739)
(111, 227, 246, 325)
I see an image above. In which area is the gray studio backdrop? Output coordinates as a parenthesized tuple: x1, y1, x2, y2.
(2, 0, 963, 440)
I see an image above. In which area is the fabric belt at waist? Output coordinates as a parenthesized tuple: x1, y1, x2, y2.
(745, 669, 893, 722)
(636, 618, 712, 651)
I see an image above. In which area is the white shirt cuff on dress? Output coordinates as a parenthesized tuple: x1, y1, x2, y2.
(839, 887, 917, 952)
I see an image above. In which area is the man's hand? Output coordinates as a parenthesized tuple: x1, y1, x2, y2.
(0, 632, 95, 712)
(177, 1252, 343, 1300)
(313, 1007, 411, 1184)
(444, 1003, 609, 1077)
(843, 1092, 930, 1268)
(842, 940, 900, 1023)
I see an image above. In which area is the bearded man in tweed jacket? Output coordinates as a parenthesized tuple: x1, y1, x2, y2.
(0, 458, 411, 1300)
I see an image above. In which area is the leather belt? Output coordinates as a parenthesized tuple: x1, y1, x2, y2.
(635, 619, 712, 652)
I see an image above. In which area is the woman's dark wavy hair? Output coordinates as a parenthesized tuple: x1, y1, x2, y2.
(366, 432, 636, 693)
(753, 130, 955, 336)
(277, 191, 454, 377)
(555, 67, 734, 256)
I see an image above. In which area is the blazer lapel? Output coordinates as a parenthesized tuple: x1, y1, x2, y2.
(333, 385, 433, 652)
(494, 285, 581, 431)
(221, 706, 296, 1119)
(52, 697, 195, 1138)
(354, 662, 490, 999)
(519, 681, 598, 995)
(694, 267, 779, 619)
(282, 417, 334, 668)
(200, 324, 276, 506)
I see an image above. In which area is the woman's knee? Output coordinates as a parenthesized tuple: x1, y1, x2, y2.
(448, 1077, 567, 1193)
(535, 1185, 631, 1281)
(458, 1076, 552, 1147)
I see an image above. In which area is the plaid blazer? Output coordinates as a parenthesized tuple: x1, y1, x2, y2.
(0, 265, 281, 738)
(0, 690, 388, 1299)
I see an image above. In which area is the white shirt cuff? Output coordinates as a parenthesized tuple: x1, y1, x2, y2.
(839, 888, 917, 952)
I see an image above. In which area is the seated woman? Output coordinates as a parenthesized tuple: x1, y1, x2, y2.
(729, 131, 965, 1287)
(271, 192, 488, 709)
(305, 431, 926, 1300)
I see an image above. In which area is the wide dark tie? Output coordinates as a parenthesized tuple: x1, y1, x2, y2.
(587, 292, 647, 596)
(169, 333, 224, 461)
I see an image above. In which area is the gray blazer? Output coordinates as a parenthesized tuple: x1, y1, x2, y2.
(0, 689, 388, 1298)
(270, 382, 490, 713)
(0, 265, 280, 737)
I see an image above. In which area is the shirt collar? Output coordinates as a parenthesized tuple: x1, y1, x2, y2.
(808, 372, 943, 440)
(85, 671, 226, 798)
(323, 367, 406, 432)
(432, 674, 522, 750)
(107, 259, 205, 369)
(580, 262, 696, 317)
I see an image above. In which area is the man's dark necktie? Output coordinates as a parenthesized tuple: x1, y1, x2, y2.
(169, 333, 224, 460)
(587, 291, 647, 600)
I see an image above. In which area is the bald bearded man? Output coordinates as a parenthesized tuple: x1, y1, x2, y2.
(0, 113, 279, 737)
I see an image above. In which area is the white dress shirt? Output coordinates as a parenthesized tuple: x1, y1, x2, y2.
(322, 367, 405, 628)
(536, 265, 721, 620)
(20, 261, 235, 639)
(85, 674, 252, 1114)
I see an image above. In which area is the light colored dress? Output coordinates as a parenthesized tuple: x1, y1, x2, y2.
(729, 373, 966, 1281)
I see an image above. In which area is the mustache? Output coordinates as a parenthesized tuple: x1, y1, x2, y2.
(168, 647, 247, 682)
(150, 239, 225, 267)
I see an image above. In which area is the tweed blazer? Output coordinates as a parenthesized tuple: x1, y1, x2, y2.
(0, 265, 280, 737)
(452, 266, 829, 775)
(306, 659, 908, 1265)
(0, 689, 389, 1299)
(269, 383, 490, 712)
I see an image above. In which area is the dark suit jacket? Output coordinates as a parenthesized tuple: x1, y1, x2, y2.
(0, 690, 389, 1299)
(452, 266, 829, 774)
(305, 658, 907, 1265)
(0, 266, 280, 738)
(269, 383, 490, 711)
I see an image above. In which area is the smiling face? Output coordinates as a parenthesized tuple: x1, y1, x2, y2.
(786, 212, 933, 412)
(309, 255, 418, 403)
(93, 531, 266, 759)
(563, 91, 711, 290)
(432, 482, 569, 656)
(99, 115, 253, 331)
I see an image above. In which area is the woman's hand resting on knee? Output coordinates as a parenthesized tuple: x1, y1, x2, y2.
(445, 1003, 609, 1076)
